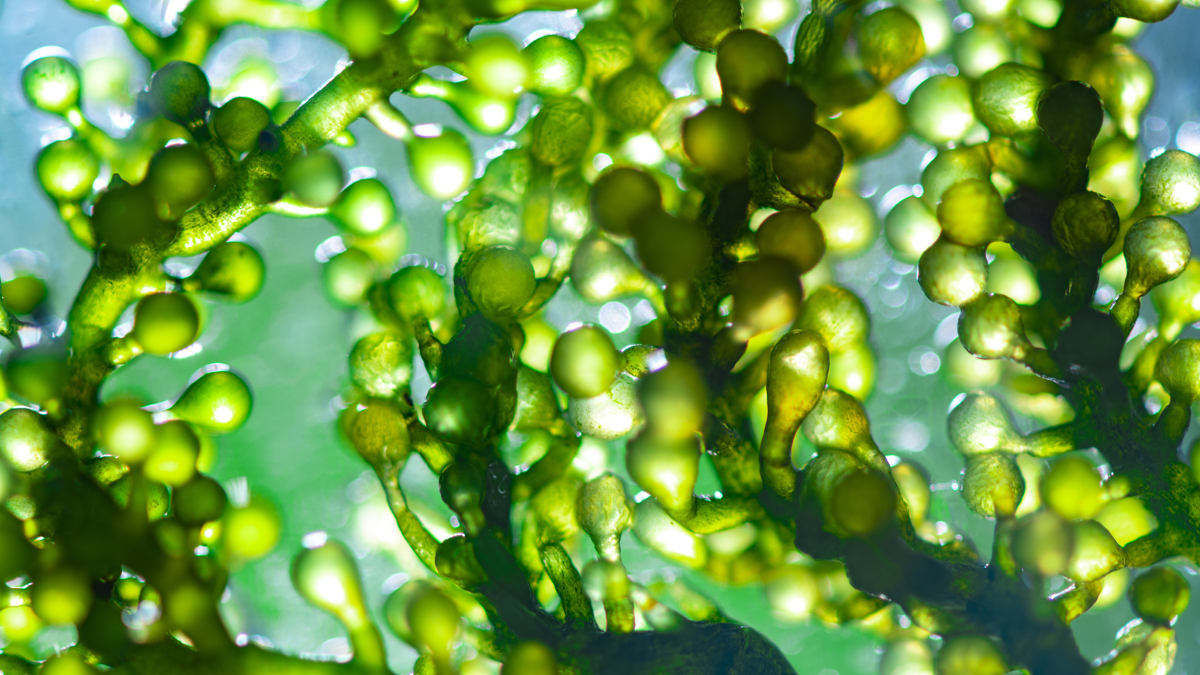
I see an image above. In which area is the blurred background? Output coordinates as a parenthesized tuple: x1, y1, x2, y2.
(1, 0, 1200, 672)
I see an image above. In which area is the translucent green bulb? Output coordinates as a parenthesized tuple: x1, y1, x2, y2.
(529, 97, 594, 167)
(905, 74, 976, 146)
(830, 469, 897, 535)
(772, 126, 844, 208)
(330, 178, 396, 237)
(935, 635, 1009, 675)
(672, 0, 742, 51)
(466, 245, 536, 322)
(282, 149, 345, 208)
(408, 74, 517, 135)
(579, 473, 633, 560)
(149, 61, 211, 126)
(551, 324, 619, 399)
(683, 105, 752, 183)
(937, 179, 1012, 247)
(93, 399, 156, 463)
(730, 257, 804, 341)
(625, 432, 700, 516)
(169, 369, 253, 434)
(972, 63, 1054, 137)
(638, 361, 707, 441)
(957, 293, 1032, 361)
(569, 234, 659, 305)
(422, 377, 497, 447)
(920, 145, 993, 207)
(917, 237, 988, 307)
(590, 167, 662, 237)
(1128, 566, 1190, 626)
(349, 333, 413, 398)
(604, 66, 672, 130)
(896, 0, 952, 55)
(0, 408, 55, 473)
(292, 539, 369, 626)
(22, 55, 81, 115)
(1137, 149, 1200, 218)
(464, 35, 528, 99)
(323, 247, 377, 308)
(761, 330, 829, 498)
(715, 29, 788, 109)
(1088, 48, 1154, 139)
(952, 25, 1014, 80)
(946, 392, 1025, 456)
(885, 196, 941, 262)
(36, 140, 99, 202)
(756, 209, 826, 273)
(1122, 216, 1190, 298)
(1155, 338, 1200, 404)
(407, 129, 474, 200)
(131, 293, 201, 356)
(503, 640, 558, 675)
(962, 453, 1024, 518)
(31, 567, 92, 626)
(881, 639, 934, 675)
(1150, 258, 1200, 339)
(1051, 191, 1120, 265)
(213, 96, 272, 153)
(1065, 520, 1126, 582)
(387, 265, 446, 320)
(144, 420, 200, 486)
(341, 397, 412, 468)
(1109, 0, 1180, 22)
(794, 285, 869, 353)
(185, 241, 266, 303)
(856, 7, 926, 86)
(574, 19, 635, 83)
(522, 34, 585, 97)
(173, 475, 228, 525)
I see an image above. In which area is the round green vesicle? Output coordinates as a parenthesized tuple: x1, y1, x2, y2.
(330, 178, 396, 237)
(683, 105, 751, 182)
(93, 399, 156, 462)
(169, 369, 253, 434)
(323, 247, 377, 307)
(36, 139, 99, 202)
(92, 183, 171, 251)
(856, 7, 926, 86)
(673, 0, 741, 51)
(173, 475, 228, 525)
(715, 29, 788, 109)
(0, 408, 56, 472)
(550, 324, 620, 399)
(603, 66, 672, 130)
(467, 246, 537, 322)
(590, 167, 662, 237)
(131, 292, 201, 355)
(388, 265, 446, 319)
(905, 74, 975, 146)
(522, 34, 585, 97)
(23, 55, 81, 115)
(213, 96, 272, 153)
(407, 130, 474, 200)
(282, 149, 345, 207)
(147, 144, 216, 219)
(530, 97, 594, 167)
(149, 61, 211, 126)
(188, 241, 266, 303)
(422, 376, 497, 447)
(349, 333, 414, 397)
